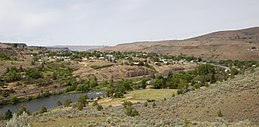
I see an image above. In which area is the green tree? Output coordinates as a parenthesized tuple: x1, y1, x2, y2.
(26, 68, 43, 79)
(76, 94, 88, 110)
(197, 64, 215, 75)
(77, 102, 84, 110)
(77, 94, 88, 107)
(3, 68, 22, 82)
(10, 96, 19, 105)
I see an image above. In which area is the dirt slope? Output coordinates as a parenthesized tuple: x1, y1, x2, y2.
(101, 27, 259, 61)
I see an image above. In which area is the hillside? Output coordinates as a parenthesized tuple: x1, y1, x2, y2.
(101, 27, 259, 61)
(24, 67, 259, 127)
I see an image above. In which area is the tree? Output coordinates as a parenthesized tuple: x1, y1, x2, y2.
(89, 76, 98, 88)
(5, 110, 13, 120)
(77, 102, 84, 111)
(64, 98, 72, 107)
(197, 64, 215, 75)
(26, 68, 43, 79)
(39, 105, 47, 114)
(3, 68, 22, 82)
(76, 94, 88, 110)
(77, 94, 88, 107)
(10, 96, 19, 104)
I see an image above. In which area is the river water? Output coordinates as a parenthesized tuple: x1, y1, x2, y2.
(0, 91, 106, 115)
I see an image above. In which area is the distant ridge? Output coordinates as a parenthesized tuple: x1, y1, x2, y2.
(100, 27, 259, 61)
(47, 45, 106, 52)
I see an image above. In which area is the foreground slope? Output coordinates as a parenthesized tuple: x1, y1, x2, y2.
(26, 68, 259, 127)
(101, 27, 259, 61)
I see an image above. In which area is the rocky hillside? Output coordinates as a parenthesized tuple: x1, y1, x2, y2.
(101, 27, 259, 61)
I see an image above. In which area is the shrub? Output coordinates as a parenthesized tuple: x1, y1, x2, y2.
(3, 68, 22, 82)
(147, 99, 155, 102)
(76, 94, 88, 110)
(77, 102, 84, 110)
(64, 98, 72, 107)
(57, 100, 62, 106)
(92, 101, 98, 107)
(125, 107, 139, 117)
(26, 68, 43, 79)
(122, 101, 133, 108)
(39, 105, 47, 114)
(152, 102, 156, 108)
(5, 110, 13, 120)
(17, 106, 29, 116)
(77, 94, 88, 107)
(217, 110, 223, 117)
(144, 102, 148, 107)
(6, 112, 31, 127)
(96, 104, 103, 111)
(10, 96, 19, 104)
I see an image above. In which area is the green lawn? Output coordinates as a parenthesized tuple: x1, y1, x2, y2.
(98, 89, 177, 106)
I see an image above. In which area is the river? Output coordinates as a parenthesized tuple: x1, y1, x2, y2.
(0, 91, 106, 115)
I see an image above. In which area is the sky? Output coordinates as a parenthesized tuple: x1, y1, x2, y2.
(0, 0, 259, 46)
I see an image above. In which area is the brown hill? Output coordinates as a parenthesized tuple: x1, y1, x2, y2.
(101, 27, 259, 61)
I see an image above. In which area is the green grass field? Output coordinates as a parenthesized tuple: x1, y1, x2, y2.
(98, 89, 177, 106)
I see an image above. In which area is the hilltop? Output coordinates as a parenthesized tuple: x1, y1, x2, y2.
(101, 27, 259, 61)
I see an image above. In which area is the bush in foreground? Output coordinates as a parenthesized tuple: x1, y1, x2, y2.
(6, 112, 31, 127)
(125, 107, 139, 117)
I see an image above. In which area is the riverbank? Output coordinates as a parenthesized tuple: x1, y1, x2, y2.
(0, 91, 106, 116)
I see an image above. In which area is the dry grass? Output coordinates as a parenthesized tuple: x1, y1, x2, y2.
(31, 116, 106, 127)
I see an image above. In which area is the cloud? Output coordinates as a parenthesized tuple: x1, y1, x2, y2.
(0, 0, 259, 46)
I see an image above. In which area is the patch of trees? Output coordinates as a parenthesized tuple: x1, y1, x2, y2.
(151, 62, 253, 94)
(2, 67, 22, 82)
(106, 79, 133, 98)
(218, 60, 258, 70)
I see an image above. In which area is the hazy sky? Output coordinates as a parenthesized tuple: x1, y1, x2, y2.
(0, 0, 259, 46)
